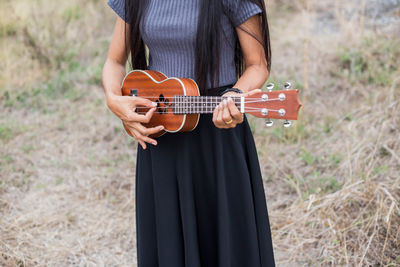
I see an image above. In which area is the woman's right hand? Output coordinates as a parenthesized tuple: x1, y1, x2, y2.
(106, 94, 164, 149)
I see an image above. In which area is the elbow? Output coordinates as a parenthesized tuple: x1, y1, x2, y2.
(101, 59, 110, 88)
(260, 64, 269, 83)
(248, 62, 269, 85)
(257, 59, 269, 81)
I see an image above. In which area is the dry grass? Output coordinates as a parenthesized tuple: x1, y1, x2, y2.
(1, 0, 399, 266)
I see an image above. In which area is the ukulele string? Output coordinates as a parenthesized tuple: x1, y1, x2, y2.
(134, 106, 279, 110)
(131, 99, 282, 107)
(123, 96, 283, 101)
(133, 100, 282, 111)
(131, 108, 283, 115)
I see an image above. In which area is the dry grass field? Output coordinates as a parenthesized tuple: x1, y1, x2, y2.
(1, 0, 399, 266)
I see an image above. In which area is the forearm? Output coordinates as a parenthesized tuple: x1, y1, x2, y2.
(233, 64, 269, 93)
(102, 58, 127, 99)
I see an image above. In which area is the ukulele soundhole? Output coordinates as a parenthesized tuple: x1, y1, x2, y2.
(156, 94, 172, 114)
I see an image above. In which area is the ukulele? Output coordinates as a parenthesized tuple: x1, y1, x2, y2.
(121, 70, 302, 138)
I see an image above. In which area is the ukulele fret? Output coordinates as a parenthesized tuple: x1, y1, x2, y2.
(173, 96, 242, 114)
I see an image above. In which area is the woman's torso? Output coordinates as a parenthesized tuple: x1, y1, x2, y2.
(140, 0, 238, 88)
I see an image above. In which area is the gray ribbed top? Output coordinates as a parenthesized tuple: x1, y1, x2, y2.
(108, 0, 261, 88)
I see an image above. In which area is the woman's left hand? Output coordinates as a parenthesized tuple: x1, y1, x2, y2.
(213, 89, 261, 129)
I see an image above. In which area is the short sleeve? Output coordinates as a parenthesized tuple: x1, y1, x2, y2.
(223, 0, 262, 27)
(108, 0, 127, 22)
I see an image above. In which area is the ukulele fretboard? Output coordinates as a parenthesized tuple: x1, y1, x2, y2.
(173, 96, 242, 114)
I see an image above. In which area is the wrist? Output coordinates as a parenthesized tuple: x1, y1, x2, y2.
(222, 91, 240, 97)
(219, 87, 243, 96)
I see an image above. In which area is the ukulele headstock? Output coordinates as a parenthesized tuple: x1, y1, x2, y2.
(245, 82, 302, 127)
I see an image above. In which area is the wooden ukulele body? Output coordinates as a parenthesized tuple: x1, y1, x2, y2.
(121, 70, 200, 138)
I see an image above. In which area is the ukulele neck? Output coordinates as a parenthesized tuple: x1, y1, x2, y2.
(173, 96, 243, 114)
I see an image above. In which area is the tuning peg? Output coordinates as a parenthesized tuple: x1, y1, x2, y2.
(265, 119, 274, 127)
(283, 120, 292, 128)
(266, 83, 274, 92)
(284, 82, 292, 90)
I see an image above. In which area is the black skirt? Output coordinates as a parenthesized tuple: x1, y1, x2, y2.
(135, 112, 275, 267)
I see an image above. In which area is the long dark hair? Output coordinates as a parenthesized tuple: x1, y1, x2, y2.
(124, 0, 271, 91)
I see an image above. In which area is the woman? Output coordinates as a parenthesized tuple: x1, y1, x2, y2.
(102, 0, 275, 266)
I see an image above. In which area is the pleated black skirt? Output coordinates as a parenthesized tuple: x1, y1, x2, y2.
(135, 114, 275, 267)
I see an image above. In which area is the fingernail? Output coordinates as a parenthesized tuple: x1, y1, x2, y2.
(159, 126, 164, 130)
(153, 142, 157, 145)
(228, 97, 232, 102)
(152, 102, 157, 107)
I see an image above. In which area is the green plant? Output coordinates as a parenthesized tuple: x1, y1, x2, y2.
(0, 125, 13, 141)
(62, 4, 82, 22)
(300, 149, 316, 165)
